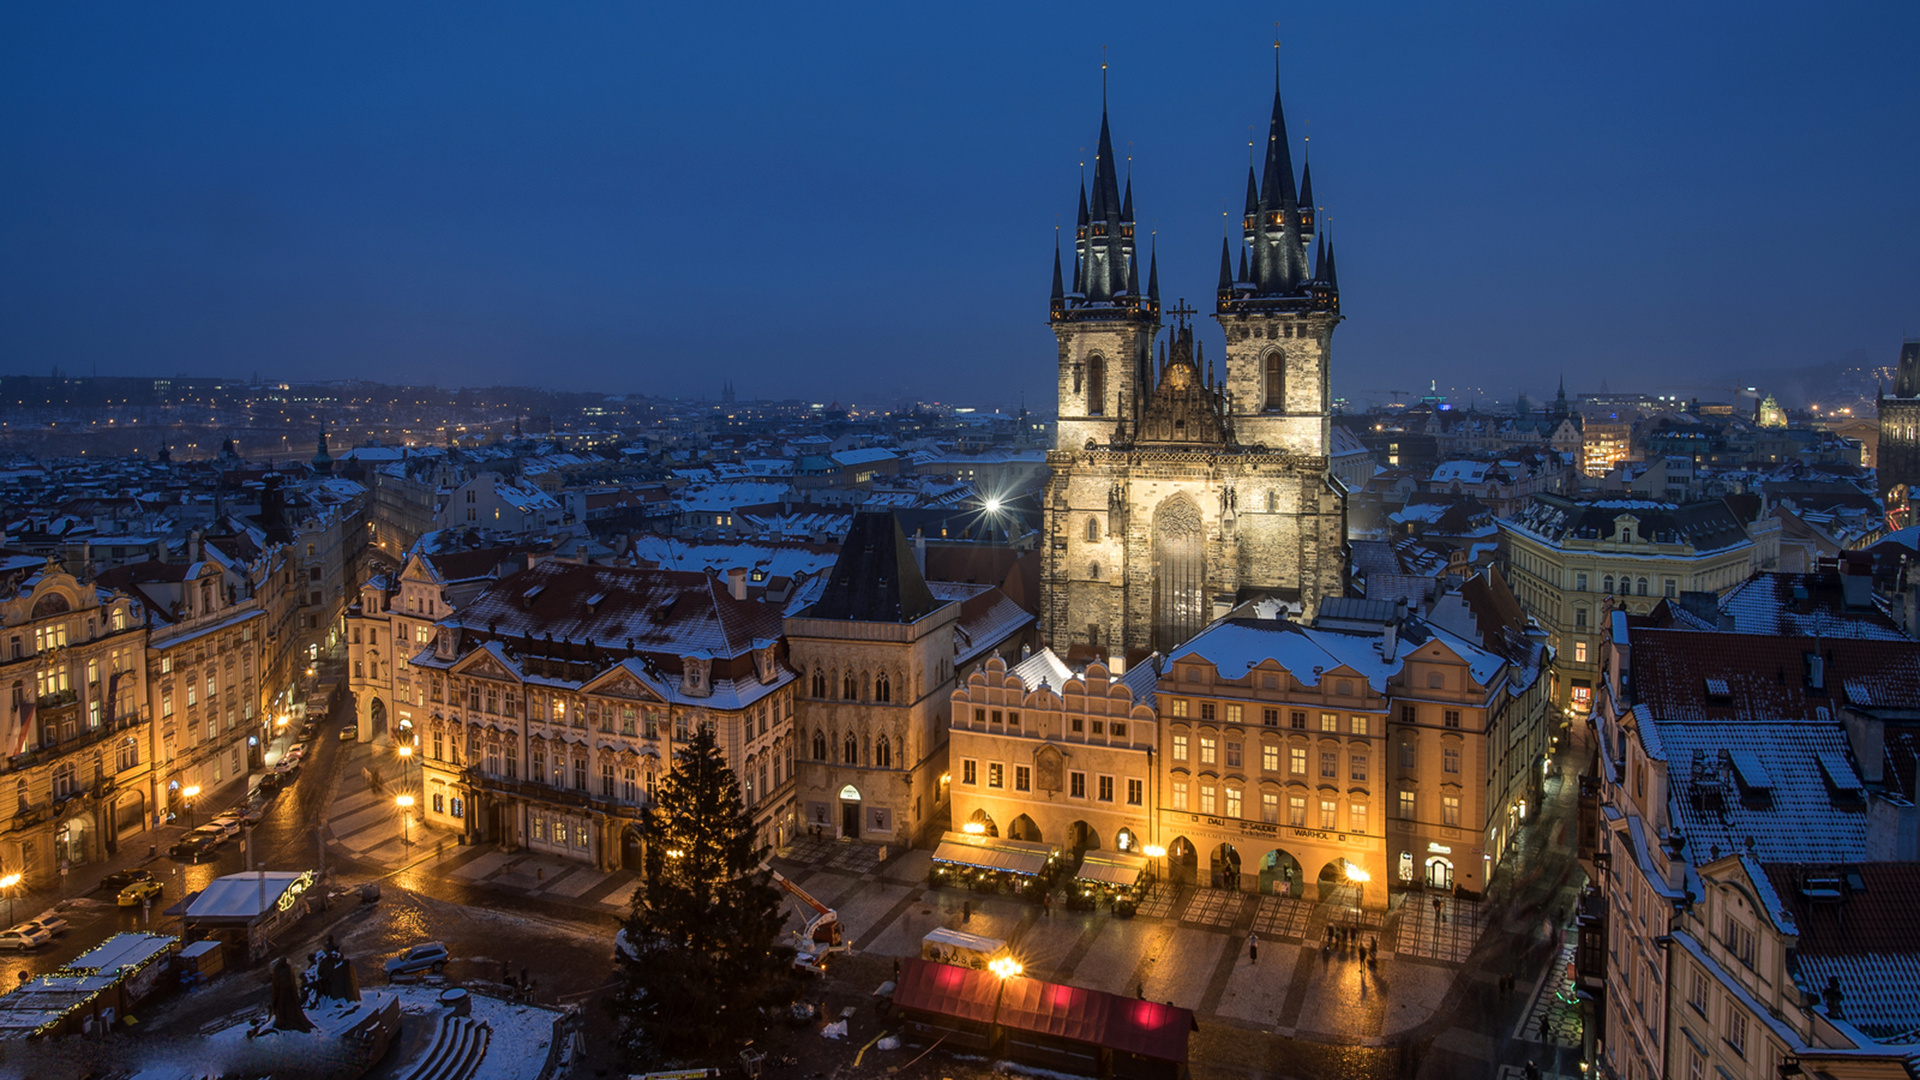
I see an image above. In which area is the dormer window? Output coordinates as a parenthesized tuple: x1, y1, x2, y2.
(682, 654, 712, 698)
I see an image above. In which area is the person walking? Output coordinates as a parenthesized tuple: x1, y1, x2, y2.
(963, 900, 972, 924)
(1433, 897, 1444, 923)
(1247, 932, 1258, 965)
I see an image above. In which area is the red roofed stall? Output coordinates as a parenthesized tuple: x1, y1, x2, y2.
(891, 958, 1193, 1080)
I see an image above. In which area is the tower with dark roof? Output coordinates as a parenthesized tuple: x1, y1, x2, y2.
(1040, 69, 1347, 662)
(1050, 93, 1159, 453)
(1214, 77, 1341, 456)
(1876, 340, 1920, 525)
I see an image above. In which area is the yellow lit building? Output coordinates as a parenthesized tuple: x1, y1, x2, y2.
(1499, 495, 1760, 714)
(947, 652, 1158, 856)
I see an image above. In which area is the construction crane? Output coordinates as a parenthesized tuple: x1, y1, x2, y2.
(771, 869, 846, 974)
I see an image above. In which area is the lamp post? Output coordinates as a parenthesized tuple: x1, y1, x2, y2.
(0, 872, 20, 927)
(396, 795, 414, 847)
(988, 956, 1023, 1053)
(181, 785, 201, 829)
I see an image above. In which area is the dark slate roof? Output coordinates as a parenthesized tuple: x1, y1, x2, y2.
(806, 511, 937, 623)
(1505, 495, 1750, 553)
(1716, 571, 1905, 641)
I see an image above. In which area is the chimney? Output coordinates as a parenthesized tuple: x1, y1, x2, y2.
(914, 531, 927, 574)
(727, 567, 748, 602)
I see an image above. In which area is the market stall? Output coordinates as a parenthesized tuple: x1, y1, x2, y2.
(891, 958, 1194, 1080)
(929, 832, 1058, 894)
(182, 870, 320, 963)
(1070, 851, 1152, 912)
(0, 933, 178, 1040)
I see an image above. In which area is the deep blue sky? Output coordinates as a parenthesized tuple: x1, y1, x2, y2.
(3, 3, 1916, 411)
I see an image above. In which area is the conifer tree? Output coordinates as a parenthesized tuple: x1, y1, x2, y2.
(610, 726, 791, 1063)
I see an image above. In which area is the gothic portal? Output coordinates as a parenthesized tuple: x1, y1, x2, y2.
(1040, 80, 1348, 663)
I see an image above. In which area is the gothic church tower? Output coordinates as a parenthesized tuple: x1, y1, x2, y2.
(1877, 340, 1920, 527)
(1216, 81, 1341, 454)
(1051, 101, 1159, 453)
(1040, 79, 1346, 664)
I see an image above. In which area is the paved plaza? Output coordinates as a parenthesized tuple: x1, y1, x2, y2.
(773, 845, 1501, 1047)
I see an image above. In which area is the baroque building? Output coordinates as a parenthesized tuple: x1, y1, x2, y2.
(0, 561, 149, 887)
(1041, 83, 1347, 664)
(411, 559, 799, 869)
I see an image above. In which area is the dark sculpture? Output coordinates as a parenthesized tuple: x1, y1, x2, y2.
(269, 957, 314, 1032)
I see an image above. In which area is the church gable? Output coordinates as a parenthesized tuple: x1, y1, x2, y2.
(451, 648, 520, 683)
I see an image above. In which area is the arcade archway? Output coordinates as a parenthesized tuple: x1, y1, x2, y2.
(1317, 857, 1367, 904)
(1258, 849, 1305, 897)
(1167, 836, 1198, 886)
(1008, 814, 1043, 843)
(966, 808, 998, 838)
(1067, 820, 1100, 853)
(1210, 842, 1243, 890)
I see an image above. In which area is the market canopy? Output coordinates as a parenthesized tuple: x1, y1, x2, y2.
(184, 871, 315, 923)
(932, 832, 1055, 877)
(1075, 851, 1149, 887)
(892, 958, 1194, 1064)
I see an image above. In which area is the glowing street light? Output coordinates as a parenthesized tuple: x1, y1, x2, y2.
(961, 821, 987, 835)
(989, 956, 1023, 980)
(181, 785, 201, 828)
(0, 872, 20, 926)
(1142, 844, 1166, 859)
(1344, 863, 1371, 884)
(395, 794, 414, 847)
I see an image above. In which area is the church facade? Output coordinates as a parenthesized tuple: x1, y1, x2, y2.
(1040, 85, 1348, 664)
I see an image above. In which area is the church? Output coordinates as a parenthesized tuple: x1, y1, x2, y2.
(1040, 79, 1349, 664)
(1876, 340, 1920, 529)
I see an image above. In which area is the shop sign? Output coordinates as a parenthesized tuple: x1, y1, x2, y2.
(1427, 842, 1453, 854)
(276, 870, 316, 912)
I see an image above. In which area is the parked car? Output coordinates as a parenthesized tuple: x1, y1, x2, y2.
(339, 725, 357, 742)
(239, 803, 267, 826)
(208, 813, 243, 838)
(382, 942, 449, 979)
(117, 880, 164, 907)
(100, 868, 153, 893)
(169, 833, 219, 860)
(20, 916, 68, 938)
(0, 924, 51, 950)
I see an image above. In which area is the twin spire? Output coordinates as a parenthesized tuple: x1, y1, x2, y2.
(1054, 65, 1337, 320)
(1054, 99, 1158, 317)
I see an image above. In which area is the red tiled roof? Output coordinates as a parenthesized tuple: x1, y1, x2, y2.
(1629, 629, 1920, 724)
(1762, 863, 1920, 955)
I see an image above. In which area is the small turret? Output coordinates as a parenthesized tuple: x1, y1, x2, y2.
(1217, 235, 1234, 301)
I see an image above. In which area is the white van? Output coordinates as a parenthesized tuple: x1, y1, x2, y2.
(920, 927, 1010, 970)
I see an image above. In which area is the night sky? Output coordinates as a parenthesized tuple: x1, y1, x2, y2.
(3, 3, 1916, 411)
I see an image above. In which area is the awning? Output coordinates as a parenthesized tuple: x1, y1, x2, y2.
(1074, 851, 1148, 887)
(931, 832, 1055, 876)
(893, 959, 1193, 1064)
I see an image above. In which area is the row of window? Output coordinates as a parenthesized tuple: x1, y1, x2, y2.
(1164, 785, 1463, 829)
(957, 759, 1143, 805)
(1572, 572, 1680, 598)
(1172, 737, 1466, 778)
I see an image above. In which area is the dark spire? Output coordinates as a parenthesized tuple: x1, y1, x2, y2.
(1244, 166, 1260, 215)
(1077, 179, 1089, 229)
(1090, 110, 1122, 223)
(1238, 245, 1249, 283)
(1298, 147, 1314, 215)
(1126, 245, 1140, 297)
(1122, 177, 1134, 223)
(1218, 236, 1234, 292)
(1322, 233, 1338, 290)
(1146, 243, 1159, 304)
(1051, 233, 1065, 301)
(1258, 86, 1301, 213)
(1315, 231, 1327, 281)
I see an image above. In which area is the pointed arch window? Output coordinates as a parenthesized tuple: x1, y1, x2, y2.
(843, 732, 859, 765)
(1264, 354, 1285, 410)
(1086, 517, 1101, 542)
(811, 670, 826, 697)
(875, 736, 892, 769)
(874, 673, 891, 703)
(1153, 495, 1206, 650)
(812, 730, 827, 761)
(1086, 356, 1106, 416)
(842, 673, 858, 700)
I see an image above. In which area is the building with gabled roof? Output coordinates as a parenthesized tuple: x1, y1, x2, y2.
(1590, 623, 1920, 1080)
(407, 557, 799, 868)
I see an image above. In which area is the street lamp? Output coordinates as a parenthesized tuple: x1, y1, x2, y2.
(0, 872, 20, 927)
(181, 785, 201, 828)
(395, 795, 414, 847)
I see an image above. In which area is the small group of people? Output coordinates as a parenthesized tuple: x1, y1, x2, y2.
(1321, 924, 1378, 964)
